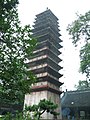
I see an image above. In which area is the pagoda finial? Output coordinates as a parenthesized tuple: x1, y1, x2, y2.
(46, 7, 48, 10)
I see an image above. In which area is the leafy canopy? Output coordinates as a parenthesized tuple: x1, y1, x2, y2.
(0, 0, 37, 104)
(25, 99, 59, 120)
(0, 99, 59, 120)
(67, 11, 90, 86)
(75, 80, 90, 90)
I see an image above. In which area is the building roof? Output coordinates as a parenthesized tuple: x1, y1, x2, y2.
(61, 90, 90, 108)
(36, 9, 58, 20)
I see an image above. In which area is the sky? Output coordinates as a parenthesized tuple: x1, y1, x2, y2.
(18, 0, 90, 91)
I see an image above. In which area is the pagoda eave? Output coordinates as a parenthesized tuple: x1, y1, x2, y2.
(31, 85, 63, 95)
(36, 75, 63, 87)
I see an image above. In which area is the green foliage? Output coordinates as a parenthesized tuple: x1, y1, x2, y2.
(0, 111, 32, 120)
(67, 11, 90, 45)
(80, 43, 90, 79)
(75, 80, 90, 90)
(25, 99, 59, 120)
(0, 99, 59, 120)
(0, 0, 37, 104)
(67, 11, 90, 81)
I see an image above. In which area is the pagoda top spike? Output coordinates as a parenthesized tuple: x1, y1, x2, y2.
(46, 7, 49, 10)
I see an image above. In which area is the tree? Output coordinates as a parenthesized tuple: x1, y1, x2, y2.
(0, 99, 59, 120)
(1, 111, 32, 120)
(75, 80, 90, 90)
(0, 0, 37, 105)
(25, 99, 59, 120)
(67, 11, 90, 88)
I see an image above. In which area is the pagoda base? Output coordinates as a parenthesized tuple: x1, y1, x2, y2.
(24, 81, 62, 119)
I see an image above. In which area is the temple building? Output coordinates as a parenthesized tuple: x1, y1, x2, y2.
(61, 90, 90, 120)
(24, 9, 63, 119)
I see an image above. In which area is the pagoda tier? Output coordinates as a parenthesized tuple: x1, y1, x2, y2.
(33, 33, 62, 43)
(30, 47, 62, 63)
(28, 65, 62, 79)
(32, 28, 62, 44)
(35, 39, 62, 50)
(27, 56, 62, 71)
(31, 82, 63, 95)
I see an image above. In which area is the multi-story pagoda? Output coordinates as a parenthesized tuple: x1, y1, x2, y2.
(24, 9, 63, 119)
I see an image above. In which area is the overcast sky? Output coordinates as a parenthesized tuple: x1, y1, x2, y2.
(18, 0, 90, 91)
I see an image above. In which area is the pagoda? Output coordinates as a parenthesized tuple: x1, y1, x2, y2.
(24, 9, 63, 119)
